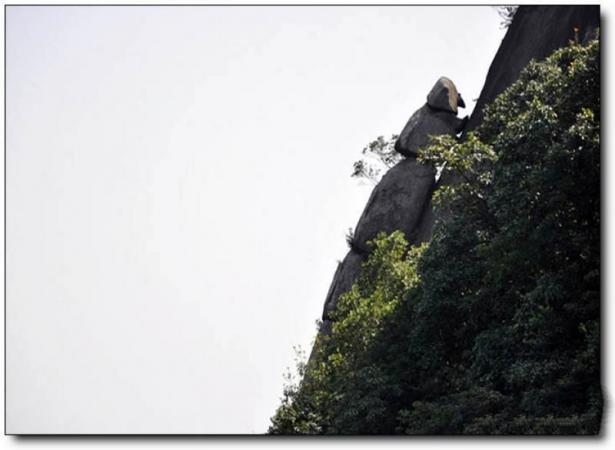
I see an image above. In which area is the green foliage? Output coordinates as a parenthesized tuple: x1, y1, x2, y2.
(351, 135, 402, 185)
(269, 36, 601, 435)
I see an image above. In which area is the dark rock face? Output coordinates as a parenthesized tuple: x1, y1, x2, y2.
(321, 250, 364, 321)
(466, 5, 600, 132)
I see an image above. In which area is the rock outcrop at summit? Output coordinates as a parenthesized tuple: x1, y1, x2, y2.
(319, 78, 467, 333)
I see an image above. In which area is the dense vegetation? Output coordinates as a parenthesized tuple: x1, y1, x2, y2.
(269, 36, 601, 435)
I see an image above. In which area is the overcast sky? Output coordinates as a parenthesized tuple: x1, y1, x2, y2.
(6, 5, 506, 434)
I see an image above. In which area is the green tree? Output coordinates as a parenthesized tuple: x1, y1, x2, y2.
(270, 35, 601, 435)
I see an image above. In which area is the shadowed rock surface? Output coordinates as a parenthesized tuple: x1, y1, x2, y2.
(466, 5, 600, 133)
(321, 250, 364, 322)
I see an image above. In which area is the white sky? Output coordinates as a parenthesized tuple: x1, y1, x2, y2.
(5, 5, 506, 434)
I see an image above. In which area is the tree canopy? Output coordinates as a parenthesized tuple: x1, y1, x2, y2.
(269, 35, 601, 435)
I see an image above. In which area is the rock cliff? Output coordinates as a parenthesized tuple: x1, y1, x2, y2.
(466, 5, 600, 133)
(314, 4, 600, 340)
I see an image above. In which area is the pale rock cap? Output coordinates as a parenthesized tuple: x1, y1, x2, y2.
(427, 77, 459, 114)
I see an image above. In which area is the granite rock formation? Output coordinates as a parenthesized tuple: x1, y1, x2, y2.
(319, 78, 467, 332)
(309, 1, 599, 381)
